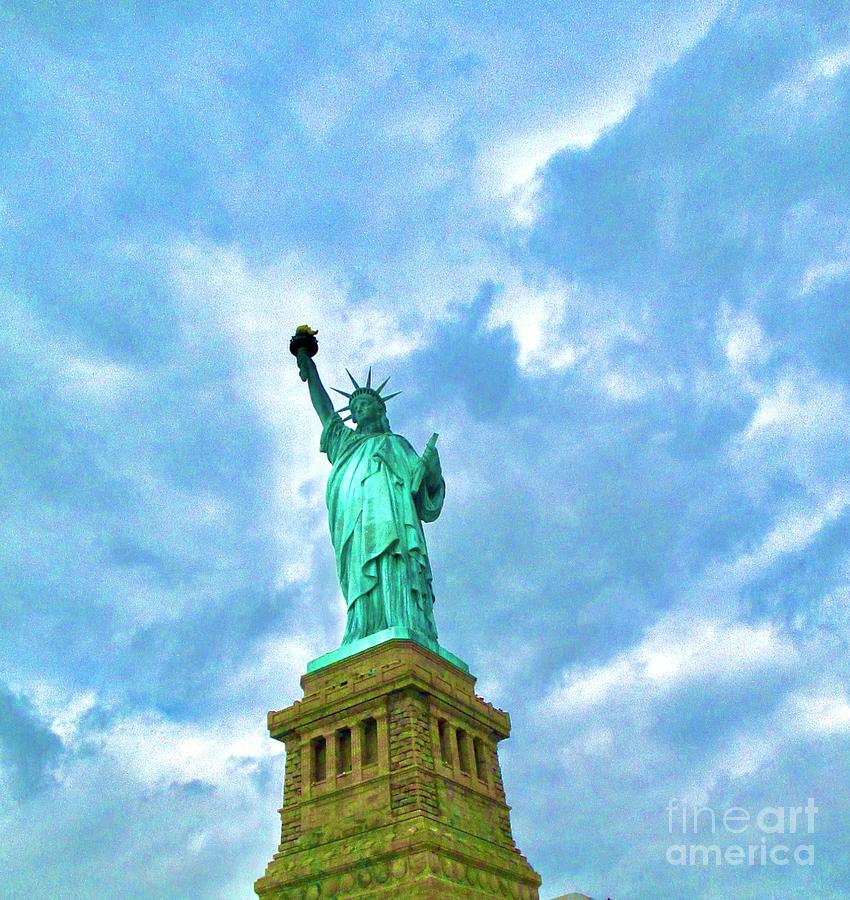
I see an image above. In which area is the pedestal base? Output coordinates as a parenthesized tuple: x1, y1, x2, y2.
(255, 639, 540, 899)
(306, 626, 469, 674)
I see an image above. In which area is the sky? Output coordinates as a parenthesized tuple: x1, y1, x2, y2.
(2, 1, 850, 897)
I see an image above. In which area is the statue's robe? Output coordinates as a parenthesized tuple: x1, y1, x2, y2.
(320, 414, 444, 645)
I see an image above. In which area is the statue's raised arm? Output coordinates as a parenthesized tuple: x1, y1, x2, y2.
(290, 326, 333, 426)
(289, 325, 444, 650)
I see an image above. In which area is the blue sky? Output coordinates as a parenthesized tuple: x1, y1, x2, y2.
(2, 1, 850, 897)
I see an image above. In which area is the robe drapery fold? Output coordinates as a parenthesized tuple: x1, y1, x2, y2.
(320, 414, 444, 645)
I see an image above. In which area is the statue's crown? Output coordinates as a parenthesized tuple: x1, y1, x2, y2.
(331, 368, 400, 421)
(349, 386, 387, 407)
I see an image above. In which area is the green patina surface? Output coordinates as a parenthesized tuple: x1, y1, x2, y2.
(294, 341, 446, 650)
(306, 627, 469, 674)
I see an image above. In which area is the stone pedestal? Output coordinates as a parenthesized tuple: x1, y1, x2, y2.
(255, 639, 541, 899)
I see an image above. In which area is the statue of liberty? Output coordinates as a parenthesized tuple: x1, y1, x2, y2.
(292, 327, 444, 647)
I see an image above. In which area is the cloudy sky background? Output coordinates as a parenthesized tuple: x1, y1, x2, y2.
(2, 1, 850, 897)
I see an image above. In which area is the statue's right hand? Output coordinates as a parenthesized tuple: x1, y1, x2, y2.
(296, 348, 310, 382)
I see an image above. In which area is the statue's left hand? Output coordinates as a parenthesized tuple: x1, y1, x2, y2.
(421, 443, 441, 483)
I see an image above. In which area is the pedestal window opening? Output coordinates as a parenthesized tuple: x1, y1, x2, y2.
(336, 727, 352, 775)
(456, 728, 471, 774)
(311, 736, 326, 783)
(473, 736, 487, 781)
(361, 717, 378, 767)
(437, 718, 452, 765)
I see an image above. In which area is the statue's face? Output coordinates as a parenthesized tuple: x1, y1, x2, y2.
(351, 394, 383, 426)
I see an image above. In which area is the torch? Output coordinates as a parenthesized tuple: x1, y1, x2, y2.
(289, 325, 318, 381)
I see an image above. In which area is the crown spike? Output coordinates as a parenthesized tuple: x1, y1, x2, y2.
(331, 387, 352, 399)
(382, 391, 402, 402)
(345, 368, 360, 390)
(335, 405, 350, 414)
(366, 366, 373, 388)
(341, 414, 353, 423)
(375, 376, 390, 394)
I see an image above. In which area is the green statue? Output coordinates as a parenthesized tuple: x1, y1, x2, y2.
(292, 327, 444, 647)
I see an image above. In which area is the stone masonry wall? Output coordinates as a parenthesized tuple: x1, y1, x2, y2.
(388, 689, 439, 818)
(279, 736, 302, 847)
(488, 742, 514, 846)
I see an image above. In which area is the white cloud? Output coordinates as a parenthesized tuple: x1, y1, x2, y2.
(485, 269, 676, 401)
(708, 687, 850, 783)
(383, 97, 458, 149)
(223, 631, 326, 707)
(717, 304, 771, 371)
(798, 247, 850, 296)
(818, 576, 850, 638)
(169, 242, 420, 398)
(0, 691, 284, 899)
(791, 691, 850, 736)
(60, 356, 137, 402)
(476, 3, 724, 228)
(98, 709, 282, 790)
(19, 677, 282, 794)
(718, 726, 785, 780)
(547, 657, 634, 715)
(813, 44, 850, 80)
(600, 367, 665, 403)
(729, 367, 850, 491)
(544, 616, 796, 718)
(1, 291, 138, 405)
(541, 609, 850, 799)
(779, 204, 850, 297)
(480, 96, 635, 226)
(672, 491, 848, 634)
(168, 242, 421, 589)
(740, 489, 850, 566)
(49, 691, 98, 746)
(486, 273, 579, 373)
(676, 489, 850, 631)
(770, 42, 850, 113)
(487, 99, 634, 195)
